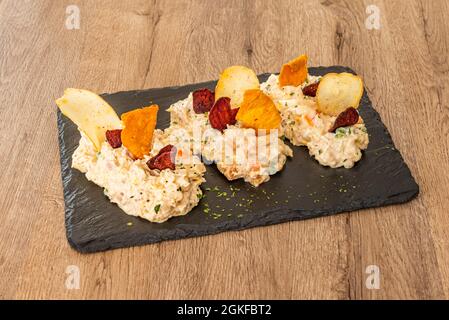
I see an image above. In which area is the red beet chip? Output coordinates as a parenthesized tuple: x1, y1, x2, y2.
(157, 144, 175, 155)
(105, 129, 122, 148)
(302, 81, 320, 97)
(329, 107, 360, 133)
(208, 97, 238, 132)
(193, 88, 215, 114)
(147, 144, 177, 171)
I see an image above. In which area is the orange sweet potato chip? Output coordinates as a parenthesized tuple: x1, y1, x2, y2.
(236, 89, 281, 131)
(121, 105, 159, 159)
(278, 54, 308, 87)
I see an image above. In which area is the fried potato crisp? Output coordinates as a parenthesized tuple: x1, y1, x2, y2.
(215, 66, 260, 108)
(278, 54, 308, 87)
(56, 88, 122, 151)
(121, 105, 159, 159)
(316, 72, 363, 116)
(236, 89, 281, 131)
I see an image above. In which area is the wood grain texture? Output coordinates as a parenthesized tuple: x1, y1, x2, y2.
(0, 0, 447, 299)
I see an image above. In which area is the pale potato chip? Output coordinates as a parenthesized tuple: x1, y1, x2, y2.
(121, 105, 159, 159)
(215, 66, 260, 108)
(316, 72, 364, 116)
(56, 88, 122, 151)
(236, 89, 281, 131)
(279, 54, 308, 87)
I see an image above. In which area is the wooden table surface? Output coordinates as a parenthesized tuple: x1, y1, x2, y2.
(1, 0, 448, 300)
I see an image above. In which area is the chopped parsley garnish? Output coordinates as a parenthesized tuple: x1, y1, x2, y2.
(197, 193, 205, 200)
(335, 127, 350, 138)
(154, 204, 161, 214)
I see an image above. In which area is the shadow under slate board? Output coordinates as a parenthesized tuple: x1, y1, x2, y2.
(57, 66, 419, 253)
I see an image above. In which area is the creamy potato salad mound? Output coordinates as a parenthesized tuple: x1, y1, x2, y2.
(167, 94, 292, 187)
(261, 74, 369, 168)
(202, 127, 292, 186)
(72, 131, 206, 223)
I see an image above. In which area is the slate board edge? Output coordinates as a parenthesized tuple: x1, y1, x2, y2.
(56, 65, 420, 254)
(69, 188, 418, 254)
(57, 110, 78, 252)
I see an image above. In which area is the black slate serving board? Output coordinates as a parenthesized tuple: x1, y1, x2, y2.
(57, 66, 419, 253)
